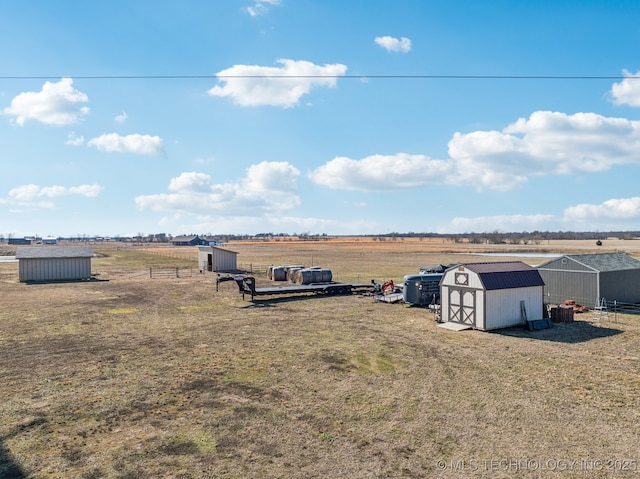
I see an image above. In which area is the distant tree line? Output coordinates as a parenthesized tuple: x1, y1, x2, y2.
(374, 231, 639, 244)
(2, 230, 639, 245)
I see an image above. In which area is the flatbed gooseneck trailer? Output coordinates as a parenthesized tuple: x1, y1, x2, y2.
(217, 275, 374, 301)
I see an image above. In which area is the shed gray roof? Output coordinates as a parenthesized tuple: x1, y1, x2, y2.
(544, 253, 640, 272)
(16, 246, 93, 259)
(457, 261, 545, 291)
(173, 235, 201, 242)
(197, 245, 238, 254)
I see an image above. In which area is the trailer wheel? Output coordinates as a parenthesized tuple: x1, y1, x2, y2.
(344, 286, 352, 295)
(327, 286, 337, 295)
(337, 286, 345, 295)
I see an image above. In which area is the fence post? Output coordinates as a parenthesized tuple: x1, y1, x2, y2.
(150, 267, 152, 279)
(176, 267, 179, 278)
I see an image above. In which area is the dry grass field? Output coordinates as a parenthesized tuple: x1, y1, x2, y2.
(2, 238, 640, 478)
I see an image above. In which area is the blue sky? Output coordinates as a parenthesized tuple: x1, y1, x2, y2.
(3, 0, 640, 237)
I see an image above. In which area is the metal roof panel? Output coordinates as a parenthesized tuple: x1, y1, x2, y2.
(450, 261, 544, 290)
(15, 246, 93, 259)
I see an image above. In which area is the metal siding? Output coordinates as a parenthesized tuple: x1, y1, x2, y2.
(197, 249, 209, 271)
(476, 289, 485, 330)
(484, 287, 543, 330)
(600, 270, 640, 303)
(19, 257, 91, 282)
(212, 248, 237, 271)
(441, 285, 450, 319)
(198, 246, 238, 272)
(538, 269, 598, 306)
(538, 257, 594, 272)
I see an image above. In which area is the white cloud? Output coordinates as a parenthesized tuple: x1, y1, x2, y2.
(114, 111, 128, 123)
(7, 183, 102, 201)
(87, 133, 165, 156)
(246, 0, 281, 16)
(135, 161, 301, 216)
(244, 160, 299, 192)
(194, 156, 215, 165)
(564, 197, 640, 220)
(310, 111, 640, 192)
(308, 153, 452, 191)
(610, 70, 640, 107)
(449, 110, 640, 190)
(2, 78, 89, 126)
(437, 196, 640, 234)
(68, 184, 103, 197)
(374, 36, 412, 53)
(208, 59, 347, 107)
(66, 132, 85, 146)
(8, 184, 40, 201)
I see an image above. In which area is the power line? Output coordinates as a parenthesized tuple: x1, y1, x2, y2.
(0, 74, 634, 80)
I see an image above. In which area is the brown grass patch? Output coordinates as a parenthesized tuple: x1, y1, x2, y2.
(1, 240, 640, 478)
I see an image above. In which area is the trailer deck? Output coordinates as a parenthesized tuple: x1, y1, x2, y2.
(217, 275, 374, 301)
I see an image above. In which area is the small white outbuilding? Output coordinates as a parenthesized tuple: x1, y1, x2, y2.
(440, 261, 545, 331)
(16, 246, 93, 282)
(197, 245, 239, 272)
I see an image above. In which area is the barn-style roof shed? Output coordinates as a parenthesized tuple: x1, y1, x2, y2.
(537, 252, 640, 306)
(440, 261, 545, 331)
(16, 246, 93, 282)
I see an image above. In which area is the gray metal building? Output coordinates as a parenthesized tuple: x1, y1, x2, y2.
(198, 245, 238, 272)
(16, 246, 93, 282)
(537, 253, 640, 306)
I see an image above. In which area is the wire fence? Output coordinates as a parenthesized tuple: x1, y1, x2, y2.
(137, 247, 198, 261)
(148, 267, 199, 279)
(237, 263, 269, 275)
(549, 297, 640, 323)
(552, 295, 640, 313)
(602, 299, 640, 317)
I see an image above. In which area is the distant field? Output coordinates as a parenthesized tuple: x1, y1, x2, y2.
(2, 240, 640, 478)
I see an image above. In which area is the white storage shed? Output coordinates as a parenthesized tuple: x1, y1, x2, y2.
(16, 246, 93, 282)
(198, 245, 239, 272)
(440, 261, 545, 331)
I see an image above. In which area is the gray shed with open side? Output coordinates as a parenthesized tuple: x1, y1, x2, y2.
(198, 245, 238, 272)
(536, 252, 640, 306)
(440, 261, 545, 331)
(16, 246, 93, 282)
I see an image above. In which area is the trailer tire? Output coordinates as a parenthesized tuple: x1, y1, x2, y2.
(327, 286, 337, 295)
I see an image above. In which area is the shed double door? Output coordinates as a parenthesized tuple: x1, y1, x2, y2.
(447, 287, 476, 327)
